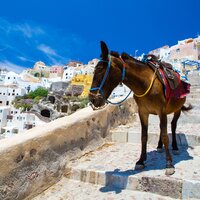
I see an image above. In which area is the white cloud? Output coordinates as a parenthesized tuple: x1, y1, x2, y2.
(37, 44, 58, 56)
(37, 43, 68, 65)
(15, 23, 45, 38)
(0, 17, 85, 66)
(0, 18, 45, 38)
(18, 56, 36, 63)
(0, 60, 26, 73)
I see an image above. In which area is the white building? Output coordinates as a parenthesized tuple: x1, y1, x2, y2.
(4, 71, 20, 85)
(160, 47, 171, 61)
(0, 106, 10, 129)
(0, 106, 47, 137)
(110, 84, 131, 98)
(87, 58, 99, 68)
(62, 59, 99, 81)
(62, 67, 76, 82)
(0, 84, 26, 106)
(0, 68, 9, 83)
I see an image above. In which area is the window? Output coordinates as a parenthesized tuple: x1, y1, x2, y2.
(176, 48, 180, 52)
(6, 101, 9, 105)
(8, 77, 10, 79)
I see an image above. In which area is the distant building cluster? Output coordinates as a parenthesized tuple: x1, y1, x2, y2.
(148, 36, 200, 71)
(0, 58, 99, 139)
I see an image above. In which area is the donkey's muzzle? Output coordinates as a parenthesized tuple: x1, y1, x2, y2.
(89, 92, 106, 109)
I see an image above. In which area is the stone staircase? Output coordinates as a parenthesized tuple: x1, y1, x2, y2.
(33, 74, 200, 200)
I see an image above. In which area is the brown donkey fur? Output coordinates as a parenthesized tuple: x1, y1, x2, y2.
(89, 41, 192, 175)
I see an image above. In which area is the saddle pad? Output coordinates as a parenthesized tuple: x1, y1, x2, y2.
(159, 69, 190, 102)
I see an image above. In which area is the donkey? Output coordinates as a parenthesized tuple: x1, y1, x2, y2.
(89, 41, 192, 175)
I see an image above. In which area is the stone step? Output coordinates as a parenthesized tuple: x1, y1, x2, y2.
(33, 177, 176, 200)
(64, 143, 200, 199)
(187, 91, 200, 95)
(111, 130, 200, 147)
(111, 111, 200, 146)
(186, 99, 200, 104)
(129, 112, 200, 127)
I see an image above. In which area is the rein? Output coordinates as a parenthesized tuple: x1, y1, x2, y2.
(90, 55, 132, 106)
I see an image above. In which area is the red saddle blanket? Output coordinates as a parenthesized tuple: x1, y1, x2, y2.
(159, 69, 190, 102)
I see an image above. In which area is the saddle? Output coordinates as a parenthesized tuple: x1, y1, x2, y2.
(145, 55, 180, 90)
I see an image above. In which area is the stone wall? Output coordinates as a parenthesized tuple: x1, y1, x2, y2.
(0, 98, 137, 200)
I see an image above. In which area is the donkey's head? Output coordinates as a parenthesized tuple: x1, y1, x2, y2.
(89, 41, 124, 109)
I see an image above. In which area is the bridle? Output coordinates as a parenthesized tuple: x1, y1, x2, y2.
(90, 54, 132, 107)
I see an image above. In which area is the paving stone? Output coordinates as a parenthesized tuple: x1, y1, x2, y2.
(182, 179, 200, 199)
(33, 178, 176, 200)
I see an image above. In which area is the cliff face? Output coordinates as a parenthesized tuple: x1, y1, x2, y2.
(0, 98, 137, 200)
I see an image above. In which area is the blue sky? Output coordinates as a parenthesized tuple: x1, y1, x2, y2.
(0, 0, 199, 72)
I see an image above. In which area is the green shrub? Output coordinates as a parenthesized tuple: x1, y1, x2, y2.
(25, 87, 48, 99)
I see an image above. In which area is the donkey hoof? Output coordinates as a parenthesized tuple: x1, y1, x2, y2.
(172, 150, 180, 155)
(157, 148, 163, 153)
(135, 164, 145, 170)
(165, 167, 175, 175)
(165, 162, 175, 175)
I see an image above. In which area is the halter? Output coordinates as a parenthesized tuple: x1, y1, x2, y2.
(90, 55, 132, 105)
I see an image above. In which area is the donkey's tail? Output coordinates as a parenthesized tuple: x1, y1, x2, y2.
(181, 104, 193, 112)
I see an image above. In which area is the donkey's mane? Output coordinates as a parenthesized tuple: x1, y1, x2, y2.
(110, 51, 120, 58)
(109, 51, 146, 66)
(121, 52, 145, 65)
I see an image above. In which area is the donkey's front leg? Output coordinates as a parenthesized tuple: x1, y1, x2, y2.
(135, 111, 149, 170)
(159, 113, 175, 175)
(157, 134, 163, 153)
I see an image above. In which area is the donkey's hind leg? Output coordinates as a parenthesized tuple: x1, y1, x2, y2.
(157, 115, 164, 153)
(159, 113, 175, 175)
(171, 110, 181, 154)
(157, 110, 181, 154)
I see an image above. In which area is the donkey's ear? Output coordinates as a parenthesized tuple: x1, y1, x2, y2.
(100, 41, 109, 59)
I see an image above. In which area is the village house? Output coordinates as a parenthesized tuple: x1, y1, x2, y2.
(0, 84, 26, 106)
(149, 36, 200, 62)
(0, 106, 47, 137)
(49, 65, 64, 78)
(169, 36, 200, 61)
